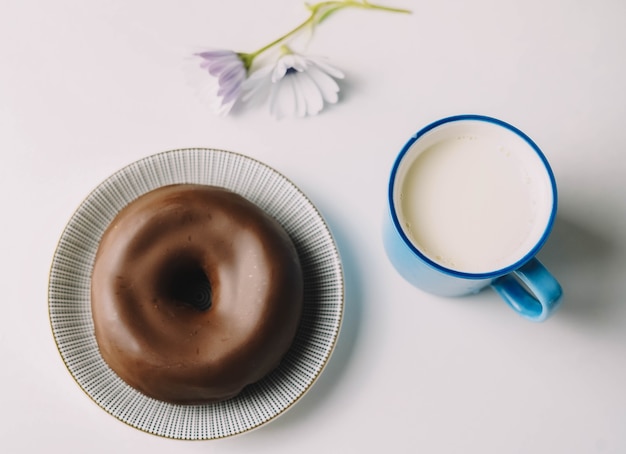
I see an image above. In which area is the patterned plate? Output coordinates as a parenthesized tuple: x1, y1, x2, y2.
(48, 149, 344, 439)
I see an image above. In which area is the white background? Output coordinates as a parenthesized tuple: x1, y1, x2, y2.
(2, 0, 626, 452)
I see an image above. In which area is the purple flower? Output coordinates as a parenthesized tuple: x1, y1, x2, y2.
(243, 51, 344, 119)
(195, 50, 247, 115)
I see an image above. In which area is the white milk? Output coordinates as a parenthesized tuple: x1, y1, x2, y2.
(395, 121, 553, 274)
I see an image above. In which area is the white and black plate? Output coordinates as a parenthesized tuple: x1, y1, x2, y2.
(48, 149, 344, 439)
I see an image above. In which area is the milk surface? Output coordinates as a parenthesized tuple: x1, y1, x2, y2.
(396, 129, 552, 274)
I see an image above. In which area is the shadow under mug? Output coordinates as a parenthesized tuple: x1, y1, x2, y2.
(383, 115, 563, 321)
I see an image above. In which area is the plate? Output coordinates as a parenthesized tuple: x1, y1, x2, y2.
(48, 149, 344, 439)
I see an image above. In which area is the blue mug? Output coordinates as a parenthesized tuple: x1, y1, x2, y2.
(383, 115, 563, 321)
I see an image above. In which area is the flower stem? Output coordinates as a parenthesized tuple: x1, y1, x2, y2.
(247, 13, 316, 62)
(242, 0, 410, 70)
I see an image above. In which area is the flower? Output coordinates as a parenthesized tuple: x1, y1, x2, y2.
(191, 1, 410, 118)
(243, 51, 345, 119)
(195, 50, 247, 115)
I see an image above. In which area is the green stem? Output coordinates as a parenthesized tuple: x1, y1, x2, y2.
(240, 0, 411, 71)
(248, 13, 316, 61)
(347, 0, 412, 15)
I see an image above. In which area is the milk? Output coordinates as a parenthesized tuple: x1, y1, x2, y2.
(394, 123, 553, 274)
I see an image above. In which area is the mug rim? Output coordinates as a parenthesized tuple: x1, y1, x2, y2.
(388, 114, 558, 280)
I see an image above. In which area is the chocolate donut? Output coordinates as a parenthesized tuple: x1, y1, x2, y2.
(90, 184, 304, 404)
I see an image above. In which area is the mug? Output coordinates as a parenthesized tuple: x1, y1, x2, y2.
(383, 115, 563, 321)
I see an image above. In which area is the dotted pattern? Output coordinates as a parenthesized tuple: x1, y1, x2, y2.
(48, 149, 344, 440)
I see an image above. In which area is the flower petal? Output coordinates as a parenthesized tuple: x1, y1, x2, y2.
(241, 64, 273, 104)
(219, 74, 245, 104)
(271, 59, 290, 82)
(293, 71, 324, 116)
(270, 76, 297, 119)
(196, 50, 233, 59)
(305, 65, 341, 104)
(307, 56, 345, 79)
(193, 49, 246, 115)
(292, 75, 307, 118)
(287, 54, 308, 72)
(216, 65, 245, 96)
(204, 77, 235, 115)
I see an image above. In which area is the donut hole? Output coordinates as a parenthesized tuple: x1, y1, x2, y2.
(160, 259, 212, 311)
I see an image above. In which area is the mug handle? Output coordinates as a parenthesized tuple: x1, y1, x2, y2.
(490, 258, 563, 322)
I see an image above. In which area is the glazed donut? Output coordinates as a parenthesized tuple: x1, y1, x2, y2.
(90, 184, 304, 404)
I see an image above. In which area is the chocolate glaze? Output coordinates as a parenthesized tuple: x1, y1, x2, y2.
(91, 184, 304, 404)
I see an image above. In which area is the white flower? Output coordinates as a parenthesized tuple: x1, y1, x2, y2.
(195, 50, 247, 115)
(243, 52, 344, 119)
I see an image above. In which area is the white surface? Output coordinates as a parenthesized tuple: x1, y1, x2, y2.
(2, 0, 625, 452)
